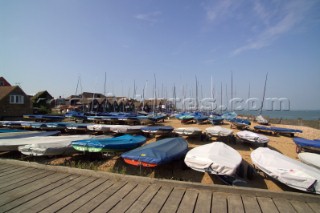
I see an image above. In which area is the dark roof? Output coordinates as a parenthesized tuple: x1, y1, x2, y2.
(0, 77, 11, 86)
(0, 86, 22, 101)
(32, 90, 53, 101)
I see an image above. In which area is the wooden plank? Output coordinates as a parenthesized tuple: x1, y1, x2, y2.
(109, 184, 149, 213)
(0, 167, 39, 183)
(0, 169, 47, 190)
(23, 177, 96, 213)
(273, 198, 296, 213)
(212, 192, 227, 213)
(0, 166, 31, 177)
(160, 187, 185, 213)
(307, 202, 320, 213)
(242, 196, 261, 213)
(143, 185, 173, 213)
(0, 172, 66, 206)
(0, 172, 61, 205)
(56, 180, 113, 213)
(126, 184, 161, 213)
(194, 190, 212, 213)
(91, 182, 138, 213)
(290, 200, 314, 213)
(7, 176, 86, 213)
(176, 189, 198, 213)
(76, 181, 127, 213)
(39, 178, 106, 213)
(228, 195, 245, 213)
(0, 164, 19, 172)
(257, 197, 279, 213)
(0, 174, 77, 212)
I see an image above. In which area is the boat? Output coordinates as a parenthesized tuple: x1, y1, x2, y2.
(221, 112, 237, 120)
(0, 130, 61, 140)
(254, 125, 302, 137)
(208, 115, 224, 125)
(121, 137, 188, 167)
(176, 112, 194, 124)
(66, 123, 89, 133)
(42, 122, 70, 131)
(255, 115, 269, 125)
(229, 118, 251, 129)
(23, 114, 65, 122)
(18, 135, 92, 156)
(0, 121, 31, 129)
(141, 126, 174, 135)
(236, 130, 269, 146)
(298, 152, 320, 170)
(0, 129, 27, 133)
(293, 137, 320, 153)
(174, 127, 202, 137)
(205, 126, 233, 137)
(193, 112, 209, 124)
(251, 147, 320, 194)
(184, 142, 243, 185)
(71, 134, 146, 153)
(87, 124, 112, 133)
(110, 125, 145, 134)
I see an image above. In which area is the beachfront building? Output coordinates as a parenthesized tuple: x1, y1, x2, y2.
(0, 77, 32, 119)
(31, 90, 54, 114)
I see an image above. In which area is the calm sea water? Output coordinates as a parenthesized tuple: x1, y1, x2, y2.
(235, 110, 320, 120)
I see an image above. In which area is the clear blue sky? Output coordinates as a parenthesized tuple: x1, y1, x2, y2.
(1, 0, 320, 110)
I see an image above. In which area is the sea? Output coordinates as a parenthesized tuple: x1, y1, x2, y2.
(234, 110, 320, 121)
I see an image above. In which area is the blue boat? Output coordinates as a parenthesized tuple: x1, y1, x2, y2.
(0, 131, 61, 139)
(0, 129, 27, 133)
(221, 112, 237, 120)
(193, 112, 209, 124)
(229, 118, 251, 129)
(208, 116, 224, 125)
(121, 137, 188, 167)
(71, 134, 147, 153)
(254, 125, 302, 136)
(293, 137, 320, 153)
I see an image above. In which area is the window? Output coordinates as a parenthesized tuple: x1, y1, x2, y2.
(9, 95, 24, 104)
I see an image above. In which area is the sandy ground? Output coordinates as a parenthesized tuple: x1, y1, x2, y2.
(1, 118, 320, 194)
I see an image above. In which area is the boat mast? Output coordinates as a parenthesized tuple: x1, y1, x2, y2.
(195, 75, 198, 111)
(153, 74, 157, 115)
(211, 76, 214, 112)
(260, 73, 268, 115)
(231, 71, 233, 111)
(220, 82, 223, 114)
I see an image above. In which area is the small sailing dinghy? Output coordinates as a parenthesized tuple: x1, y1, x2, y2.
(251, 147, 320, 194)
(174, 127, 202, 136)
(298, 152, 320, 170)
(71, 134, 146, 153)
(255, 115, 269, 125)
(110, 125, 145, 134)
(87, 124, 112, 133)
(121, 137, 188, 167)
(184, 142, 243, 185)
(141, 126, 174, 135)
(229, 118, 251, 129)
(293, 137, 320, 153)
(18, 135, 92, 156)
(254, 126, 303, 137)
(0, 130, 61, 140)
(205, 126, 233, 137)
(236, 130, 269, 146)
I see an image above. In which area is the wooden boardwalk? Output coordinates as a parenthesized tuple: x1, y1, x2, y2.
(0, 160, 319, 213)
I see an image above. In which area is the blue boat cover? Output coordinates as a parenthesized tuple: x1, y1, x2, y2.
(293, 138, 320, 148)
(121, 137, 188, 165)
(71, 134, 146, 151)
(141, 126, 174, 131)
(230, 118, 251, 125)
(254, 125, 303, 133)
(0, 129, 26, 133)
(221, 112, 237, 120)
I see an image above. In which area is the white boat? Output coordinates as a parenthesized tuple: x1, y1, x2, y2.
(298, 152, 320, 170)
(87, 124, 112, 133)
(110, 125, 145, 134)
(184, 142, 242, 176)
(205, 126, 233, 137)
(236, 130, 269, 145)
(251, 147, 320, 194)
(0, 135, 91, 152)
(174, 127, 202, 136)
(0, 131, 61, 140)
(255, 115, 269, 125)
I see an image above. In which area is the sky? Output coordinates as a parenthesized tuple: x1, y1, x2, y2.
(1, 0, 320, 110)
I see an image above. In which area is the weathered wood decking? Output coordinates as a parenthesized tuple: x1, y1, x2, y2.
(0, 159, 319, 213)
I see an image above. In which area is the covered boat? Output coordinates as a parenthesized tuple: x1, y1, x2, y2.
(255, 115, 269, 125)
(293, 137, 320, 153)
(87, 124, 112, 133)
(208, 116, 224, 125)
(254, 126, 302, 136)
(0, 130, 60, 140)
(110, 125, 145, 134)
(121, 137, 188, 167)
(18, 135, 91, 156)
(184, 142, 242, 177)
(205, 126, 233, 137)
(236, 130, 269, 146)
(298, 152, 320, 170)
(141, 126, 173, 135)
(251, 147, 320, 194)
(71, 134, 146, 153)
(229, 118, 251, 129)
(174, 127, 202, 136)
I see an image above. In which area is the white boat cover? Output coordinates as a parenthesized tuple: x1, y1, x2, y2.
(236, 130, 269, 144)
(184, 142, 242, 176)
(87, 124, 112, 132)
(251, 147, 320, 194)
(174, 127, 202, 136)
(110, 125, 145, 134)
(298, 152, 320, 170)
(19, 142, 74, 156)
(0, 135, 92, 151)
(205, 126, 233, 137)
(256, 115, 268, 125)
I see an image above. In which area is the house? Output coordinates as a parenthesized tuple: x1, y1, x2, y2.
(0, 86, 32, 119)
(0, 77, 11, 86)
(31, 90, 54, 114)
